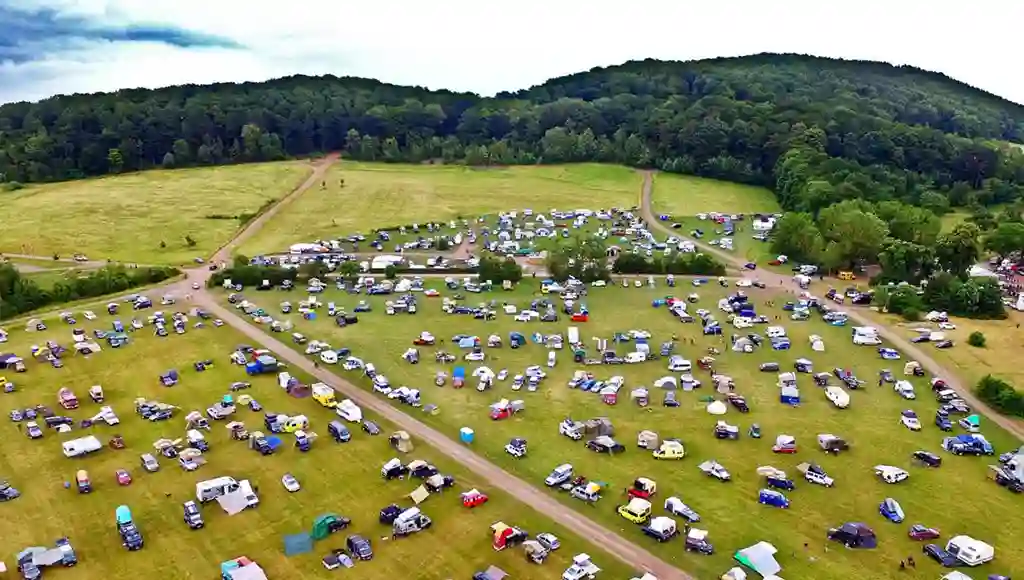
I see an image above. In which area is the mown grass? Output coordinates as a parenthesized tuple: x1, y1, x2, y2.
(239, 163, 642, 256)
(0, 162, 312, 265)
(0, 307, 635, 580)
(224, 282, 1023, 580)
(651, 174, 781, 216)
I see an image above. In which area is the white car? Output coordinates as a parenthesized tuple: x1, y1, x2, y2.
(900, 410, 922, 431)
(735, 279, 752, 288)
(514, 312, 534, 322)
(464, 351, 485, 362)
(938, 322, 956, 330)
(281, 473, 301, 492)
(874, 465, 910, 484)
(192, 282, 200, 290)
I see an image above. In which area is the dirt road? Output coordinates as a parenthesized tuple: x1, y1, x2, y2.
(211, 153, 340, 264)
(638, 170, 1024, 440)
(192, 292, 687, 579)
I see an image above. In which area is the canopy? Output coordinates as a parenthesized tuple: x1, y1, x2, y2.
(706, 400, 727, 415)
(115, 505, 132, 524)
(734, 542, 782, 577)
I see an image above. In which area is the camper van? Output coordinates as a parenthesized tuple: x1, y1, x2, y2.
(195, 476, 260, 508)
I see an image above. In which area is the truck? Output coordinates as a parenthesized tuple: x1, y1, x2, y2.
(62, 435, 103, 458)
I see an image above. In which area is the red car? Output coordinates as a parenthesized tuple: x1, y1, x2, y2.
(461, 490, 489, 508)
(908, 524, 940, 541)
(115, 469, 132, 486)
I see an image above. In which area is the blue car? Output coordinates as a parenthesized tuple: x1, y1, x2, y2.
(758, 489, 790, 508)
(879, 498, 904, 523)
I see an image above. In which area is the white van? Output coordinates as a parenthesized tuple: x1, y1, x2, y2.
(62, 435, 102, 458)
(825, 386, 850, 409)
(667, 356, 691, 372)
(547, 351, 557, 368)
(196, 476, 240, 502)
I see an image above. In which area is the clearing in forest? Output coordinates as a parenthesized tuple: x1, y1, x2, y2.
(0, 162, 312, 265)
(238, 163, 642, 255)
(651, 173, 781, 216)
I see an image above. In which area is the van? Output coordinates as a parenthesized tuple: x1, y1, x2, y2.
(195, 476, 240, 503)
(667, 356, 691, 372)
(547, 351, 557, 368)
(328, 420, 351, 443)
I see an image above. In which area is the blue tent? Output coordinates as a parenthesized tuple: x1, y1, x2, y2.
(115, 505, 132, 524)
(266, 435, 283, 451)
(453, 366, 466, 380)
(780, 386, 800, 405)
(531, 332, 543, 344)
(457, 336, 477, 348)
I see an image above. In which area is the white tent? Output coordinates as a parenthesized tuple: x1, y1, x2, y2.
(706, 400, 727, 415)
(732, 337, 754, 353)
(216, 491, 250, 515)
(654, 376, 677, 389)
(735, 541, 782, 577)
(809, 334, 825, 352)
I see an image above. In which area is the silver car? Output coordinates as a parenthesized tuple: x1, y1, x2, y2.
(140, 453, 159, 472)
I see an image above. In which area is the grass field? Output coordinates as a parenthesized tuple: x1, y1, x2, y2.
(0, 307, 634, 579)
(667, 216, 776, 264)
(651, 174, 781, 216)
(239, 163, 642, 256)
(0, 162, 312, 265)
(222, 281, 1024, 580)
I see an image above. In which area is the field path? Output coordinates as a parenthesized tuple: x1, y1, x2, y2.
(211, 153, 340, 264)
(638, 170, 1024, 440)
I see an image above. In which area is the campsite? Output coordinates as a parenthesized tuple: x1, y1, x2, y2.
(0, 301, 633, 579)
(220, 275, 1024, 580)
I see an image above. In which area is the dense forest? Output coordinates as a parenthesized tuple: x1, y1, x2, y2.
(2, 53, 1023, 215)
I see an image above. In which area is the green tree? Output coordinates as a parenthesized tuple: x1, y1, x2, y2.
(817, 205, 889, 269)
(919, 191, 951, 215)
(878, 239, 935, 283)
(107, 148, 124, 173)
(338, 261, 360, 282)
(172, 139, 192, 164)
(936, 223, 981, 276)
(383, 264, 398, 279)
(983, 222, 1024, 259)
(769, 212, 823, 263)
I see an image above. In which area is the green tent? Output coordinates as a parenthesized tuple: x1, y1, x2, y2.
(311, 513, 350, 540)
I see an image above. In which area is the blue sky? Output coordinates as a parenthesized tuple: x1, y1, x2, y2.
(1, 0, 1022, 105)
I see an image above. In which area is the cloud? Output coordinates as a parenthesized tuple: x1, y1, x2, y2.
(0, 0, 1022, 105)
(0, 2, 240, 65)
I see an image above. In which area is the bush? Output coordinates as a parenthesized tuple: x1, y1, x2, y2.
(875, 285, 925, 316)
(0, 264, 180, 319)
(477, 255, 523, 284)
(901, 308, 921, 322)
(974, 375, 1024, 417)
(612, 252, 727, 276)
(967, 331, 986, 347)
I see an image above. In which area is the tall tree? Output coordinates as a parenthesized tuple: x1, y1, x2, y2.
(936, 223, 982, 276)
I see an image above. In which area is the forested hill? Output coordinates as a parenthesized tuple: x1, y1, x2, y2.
(2, 52, 1024, 213)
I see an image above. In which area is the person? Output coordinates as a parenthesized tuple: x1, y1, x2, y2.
(907, 556, 915, 567)
(899, 561, 906, 570)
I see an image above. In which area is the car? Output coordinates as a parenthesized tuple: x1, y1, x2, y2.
(536, 532, 560, 551)
(115, 469, 132, 486)
(191, 282, 200, 290)
(908, 524, 941, 541)
(182, 500, 204, 529)
(281, 473, 301, 492)
(544, 464, 574, 487)
(912, 450, 942, 467)
(664, 496, 701, 523)
(923, 543, 961, 567)
(585, 436, 625, 454)
(346, 535, 373, 560)
(362, 420, 381, 435)
(140, 454, 159, 472)
(935, 411, 953, 431)
(900, 410, 922, 431)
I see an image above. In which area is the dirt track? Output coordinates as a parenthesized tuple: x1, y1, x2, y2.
(637, 170, 1024, 440)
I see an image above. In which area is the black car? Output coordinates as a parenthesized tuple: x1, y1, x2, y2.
(183, 500, 204, 529)
(362, 420, 381, 436)
(118, 521, 144, 551)
(923, 543, 961, 567)
(346, 535, 373, 560)
(379, 504, 402, 524)
(585, 438, 625, 454)
(912, 451, 942, 468)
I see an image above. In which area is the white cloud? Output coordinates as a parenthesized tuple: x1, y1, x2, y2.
(3, 0, 1023, 104)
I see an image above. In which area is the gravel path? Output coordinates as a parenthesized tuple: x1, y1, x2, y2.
(637, 170, 1023, 440)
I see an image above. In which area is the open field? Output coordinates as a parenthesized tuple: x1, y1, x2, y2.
(0, 162, 312, 265)
(239, 163, 642, 256)
(650, 174, 781, 216)
(0, 306, 634, 579)
(220, 281, 1023, 580)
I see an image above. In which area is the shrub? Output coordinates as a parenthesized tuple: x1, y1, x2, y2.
(901, 308, 921, 322)
(974, 375, 1024, 417)
(967, 331, 986, 348)
(384, 264, 398, 279)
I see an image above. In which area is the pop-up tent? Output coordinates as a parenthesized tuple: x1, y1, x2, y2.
(734, 541, 782, 577)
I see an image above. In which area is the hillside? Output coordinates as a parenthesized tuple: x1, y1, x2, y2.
(2, 53, 1024, 212)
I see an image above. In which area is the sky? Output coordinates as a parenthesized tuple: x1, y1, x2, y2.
(1, 0, 1023, 105)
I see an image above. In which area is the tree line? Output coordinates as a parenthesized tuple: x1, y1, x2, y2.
(2, 53, 1023, 217)
(0, 264, 179, 319)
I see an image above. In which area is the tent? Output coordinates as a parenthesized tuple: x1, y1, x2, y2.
(732, 337, 754, 353)
(477, 566, 508, 580)
(217, 491, 251, 515)
(780, 386, 800, 405)
(706, 400, 727, 415)
(409, 485, 430, 505)
(809, 334, 825, 352)
(654, 376, 677, 389)
(458, 336, 478, 348)
(940, 573, 973, 580)
(390, 431, 414, 453)
(583, 418, 614, 437)
(734, 542, 782, 577)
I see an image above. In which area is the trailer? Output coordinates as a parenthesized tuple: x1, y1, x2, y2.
(62, 435, 102, 458)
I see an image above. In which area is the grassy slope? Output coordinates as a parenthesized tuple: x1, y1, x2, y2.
(239, 163, 642, 255)
(651, 174, 781, 216)
(226, 282, 1023, 580)
(0, 308, 635, 580)
(0, 162, 311, 265)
